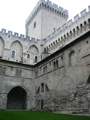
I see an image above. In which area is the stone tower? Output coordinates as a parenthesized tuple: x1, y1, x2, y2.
(25, 0, 68, 40)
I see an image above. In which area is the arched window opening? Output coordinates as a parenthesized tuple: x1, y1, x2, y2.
(35, 56, 38, 63)
(28, 45, 39, 64)
(58, 38, 60, 42)
(36, 87, 40, 94)
(80, 24, 83, 28)
(53, 60, 59, 69)
(56, 60, 59, 68)
(69, 50, 75, 66)
(61, 55, 63, 60)
(33, 21, 36, 28)
(61, 36, 63, 41)
(53, 61, 56, 68)
(44, 48, 47, 53)
(51, 43, 53, 47)
(27, 54, 30, 58)
(41, 83, 44, 92)
(87, 75, 90, 84)
(67, 33, 69, 37)
(64, 35, 66, 40)
(84, 21, 87, 25)
(80, 24, 83, 31)
(76, 26, 79, 34)
(45, 84, 49, 92)
(70, 31, 72, 36)
(56, 40, 58, 44)
(53, 42, 55, 45)
(77, 26, 79, 31)
(11, 50, 15, 58)
(84, 21, 87, 30)
(10, 41, 23, 61)
(73, 28, 75, 32)
(73, 28, 75, 36)
(88, 19, 90, 25)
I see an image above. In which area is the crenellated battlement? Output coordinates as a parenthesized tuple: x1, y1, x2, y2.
(0, 1, 90, 113)
(39, 0, 68, 17)
(45, 6, 90, 41)
(44, 6, 90, 53)
(26, 0, 68, 26)
(0, 28, 40, 42)
(0, 28, 29, 40)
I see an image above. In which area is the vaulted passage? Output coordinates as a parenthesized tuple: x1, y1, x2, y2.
(7, 86, 27, 110)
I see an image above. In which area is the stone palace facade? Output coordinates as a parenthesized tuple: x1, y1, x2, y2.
(0, 0, 90, 114)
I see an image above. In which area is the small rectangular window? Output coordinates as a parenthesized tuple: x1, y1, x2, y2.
(34, 22, 36, 28)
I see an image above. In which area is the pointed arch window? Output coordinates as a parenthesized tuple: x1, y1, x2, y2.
(33, 22, 36, 28)
(53, 60, 59, 69)
(69, 50, 75, 66)
(27, 54, 30, 58)
(35, 56, 38, 63)
(45, 84, 49, 92)
(11, 50, 15, 58)
(87, 75, 90, 84)
(36, 87, 40, 94)
(41, 83, 44, 92)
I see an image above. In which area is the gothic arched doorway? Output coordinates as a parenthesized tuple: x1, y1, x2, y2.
(7, 86, 27, 109)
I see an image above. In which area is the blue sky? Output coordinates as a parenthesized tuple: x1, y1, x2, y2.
(0, 0, 90, 34)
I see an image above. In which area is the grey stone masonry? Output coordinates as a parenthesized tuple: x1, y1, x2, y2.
(0, 0, 90, 114)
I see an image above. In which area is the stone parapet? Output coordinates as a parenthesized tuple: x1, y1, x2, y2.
(44, 6, 90, 53)
(0, 28, 40, 43)
(46, 6, 90, 41)
(26, 0, 68, 26)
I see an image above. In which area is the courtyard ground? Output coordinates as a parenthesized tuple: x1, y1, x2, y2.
(0, 111, 90, 120)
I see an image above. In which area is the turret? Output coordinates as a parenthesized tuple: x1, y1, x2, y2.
(25, 0, 68, 40)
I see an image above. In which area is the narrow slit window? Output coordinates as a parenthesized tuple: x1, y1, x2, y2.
(12, 50, 15, 58)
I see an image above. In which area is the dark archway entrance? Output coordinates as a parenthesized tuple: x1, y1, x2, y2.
(7, 86, 27, 110)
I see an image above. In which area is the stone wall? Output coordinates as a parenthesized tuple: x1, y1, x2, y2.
(0, 60, 35, 110)
(0, 30, 42, 65)
(34, 32, 90, 113)
(0, 31, 90, 113)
